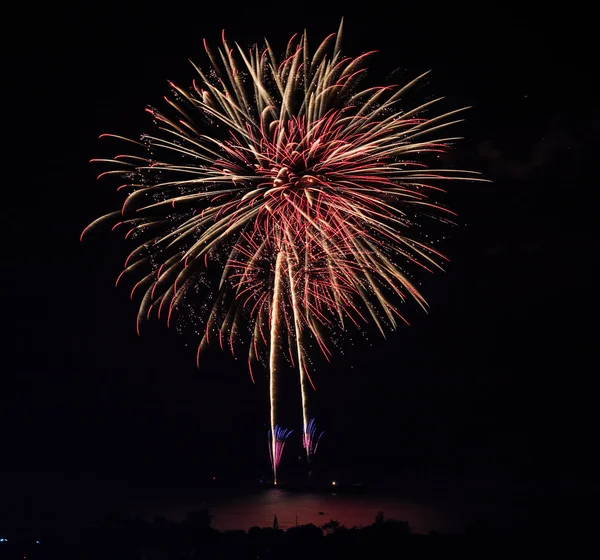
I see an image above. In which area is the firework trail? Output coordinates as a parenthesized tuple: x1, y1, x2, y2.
(83, 20, 484, 479)
(268, 425, 292, 484)
(303, 418, 324, 461)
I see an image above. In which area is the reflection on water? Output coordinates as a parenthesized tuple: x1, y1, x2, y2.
(135, 488, 472, 534)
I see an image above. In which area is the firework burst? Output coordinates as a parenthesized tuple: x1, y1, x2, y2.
(83, 20, 484, 481)
(303, 418, 324, 461)
(268, 425, 293, 484)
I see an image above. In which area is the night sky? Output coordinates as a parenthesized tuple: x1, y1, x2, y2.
(2, 2, 597, 525)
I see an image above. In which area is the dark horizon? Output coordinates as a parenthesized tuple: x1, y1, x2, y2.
(2, 2, 597, 535)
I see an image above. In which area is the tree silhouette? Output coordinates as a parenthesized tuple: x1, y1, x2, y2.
(321, 519, 341, 533)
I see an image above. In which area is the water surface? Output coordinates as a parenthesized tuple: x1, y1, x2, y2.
(130, 486, 485, 534)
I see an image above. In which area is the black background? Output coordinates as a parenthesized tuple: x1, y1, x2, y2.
(1, 1, 597, 528)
